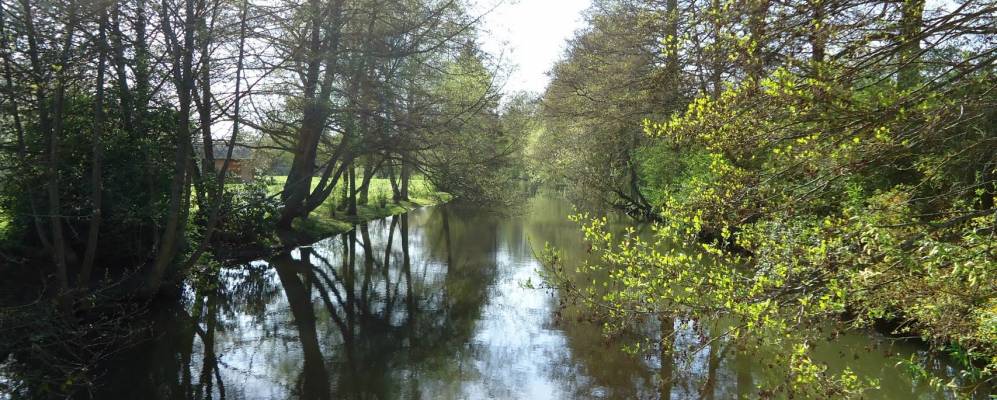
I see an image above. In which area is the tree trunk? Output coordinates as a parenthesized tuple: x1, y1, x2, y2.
(197, 10, 215, 183)
(277, 0, 347, 229)
(121, 0, 158, 251)
(389, 159, 401, 200)
(0, 0, 53, 256)
(80, 4, 110, 287)
(347, 161, 357, 216)
(359, 157, 373, 205)
(109, 4, 133, 129)
(809, 0, 826, 63)
(400, 156, 411, 200)
(182, 0, 250, 271)
(23, 0, 80, 294)
(148, 0, 198, 294)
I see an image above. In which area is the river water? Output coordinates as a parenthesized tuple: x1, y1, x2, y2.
(90, 195, 981, 399)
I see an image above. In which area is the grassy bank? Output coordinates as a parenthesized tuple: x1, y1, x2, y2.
(266, 176, 451, 241)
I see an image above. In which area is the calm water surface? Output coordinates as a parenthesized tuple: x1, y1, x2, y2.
(94, 195, 978, 399)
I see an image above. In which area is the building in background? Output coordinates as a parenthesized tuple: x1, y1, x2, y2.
(207, 142, 255, 181)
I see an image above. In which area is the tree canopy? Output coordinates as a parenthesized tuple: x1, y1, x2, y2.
(537, 0, 996, 396)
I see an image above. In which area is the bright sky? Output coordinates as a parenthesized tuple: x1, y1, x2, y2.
(473, 0, 592, 95)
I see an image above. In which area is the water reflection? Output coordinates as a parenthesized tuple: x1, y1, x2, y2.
(81, 196, 982, 399)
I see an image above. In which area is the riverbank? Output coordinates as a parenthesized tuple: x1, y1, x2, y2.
(210, 176, 451, 262)
(291, 193, 452, 243)
(268, 175, 450, 239)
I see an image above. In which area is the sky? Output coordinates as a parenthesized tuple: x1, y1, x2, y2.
(472, 0, 592, 95)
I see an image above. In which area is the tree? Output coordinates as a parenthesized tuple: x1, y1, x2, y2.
(417, 42, 526, 207)
(540, 0, 997, 395)
(538, 1, 676, 218)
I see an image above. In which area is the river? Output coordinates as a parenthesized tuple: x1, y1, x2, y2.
(87, 194, 981, 399)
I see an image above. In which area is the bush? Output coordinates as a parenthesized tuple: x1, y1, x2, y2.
(214, 176, 281, 246)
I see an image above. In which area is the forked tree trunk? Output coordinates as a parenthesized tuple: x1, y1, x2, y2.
(388, 159, 401, 200)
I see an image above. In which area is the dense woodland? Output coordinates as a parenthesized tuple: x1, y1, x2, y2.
(0, 0, 995, 397)
(535, 0, 996, 396)
(0, 0, 528, 394)
(0, 0, 530, 288)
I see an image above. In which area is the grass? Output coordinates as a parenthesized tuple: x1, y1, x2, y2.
(265, 175, 451, 240)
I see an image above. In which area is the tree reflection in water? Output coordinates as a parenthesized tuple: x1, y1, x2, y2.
(69, 197, 973, 400)
(253, 210, 487, 399)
